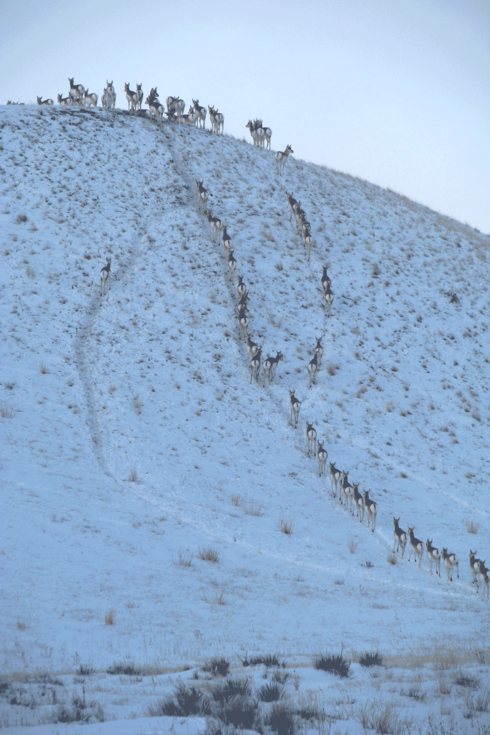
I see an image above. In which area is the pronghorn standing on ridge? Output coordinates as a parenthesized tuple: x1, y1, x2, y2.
(329, 462, 341, 497)
(275, 144, 293, 175)
(363, 491, 377, 531)
(246, 120, 264, 147)
(478, 560, 489, 600)
(100, 257, 111, 296)
(135, 83, 143, 110)
(192, 99, 207, 129)
(83, 89, 98, 108)
(340, 471, 354, 512)
(352, 483, 364, 522)
(317, 441, 328, 477)
(441, 548, 459, 582)
(426, 540, 441, 576)
(407, 527, 424, 568)
(255, 119, 272, 150)
(469, 550, 481, 589)
(208, 106, 224, 134)
(263, 352, 283, 386)
(289, 390, 301, 428)
(146, 93, 164, 125)
(305, 422, 317, 457)
(196, 180, 208, 212)
(68, 77, 85, 103)
(57, 94, 73, 106)
(124, 83, 139, 112)
(393, 517, 407, 558)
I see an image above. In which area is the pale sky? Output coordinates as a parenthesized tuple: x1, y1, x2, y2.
(1, 0, 489, 234)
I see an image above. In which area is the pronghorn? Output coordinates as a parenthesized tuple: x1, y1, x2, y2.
(426, 540, 441, 576)
(238, 307, 250, 338)
(307, 353, 319, 387)
(323, 282, 334, 317)
(305, 422, 317, 457)
(221, 225, 232, 254)
(317, 441, 328, 477)
(393, 517, 408, 558)
(205, 211, 222, 242)
(68, 77, 85, 102)
(263, 352, 283, 386)
(250, 347, 262, 384)
(106, 80, 116, 109)
(135, 83, 143, 110)
(192, 99, 207, 129)
(289, 390, 301, 428)
(100, 257, 111, 296)
(246, 335, 259, 359)
(303, 225, 314, 261)
(441, 548, 459, 582)
(329, 462, 342, 497)
(37, 96, 53, 106)
(196, 180, 208, 212)
(208, 106, 224, 134)
(340, 471, 354, 512)
(246, 119, 264, 148)
(146, 94, 164, 124)
(179, 108, 199, 126)
(57, 93, 73, 106)
(237, 291, 250, 312)
(313, 337, 323, 369)
(101, 89, 110, 109)
(479, 561, 489, 600)
(237, 275, 247, 301)
(363, 491, 377, 532)
(83, 89, 98, 108)
(407, 527, 424, 568)
(286, 192, 298, 223)
(124, 83, 138, 112)
(321, 266, 331, 295)
(227, 249, 236, 280)
(275, 144, 293, 175)
(166, 96, 185, 116)
(352, 483, 364, 522)
(256, 119, 272, 150)
(469, 550, 481, 589)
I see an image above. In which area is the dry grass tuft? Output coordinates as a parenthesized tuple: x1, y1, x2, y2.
(387, 552, 397, 566)
(133, 394, 143, 415)
(178, 550, 193, 567)
(39, 360, 48, 374)
(128, 468, 139, 482)
(465, 519, 480, 534)
(104, 609, 115, 626)
(279, 518, 293, 535)
(348, 539, 359, 554)
(198, 547, 219, 563)
(327, 363, 337, 376)
(0, 401, 15, 419)
(243, 500, 263, 516)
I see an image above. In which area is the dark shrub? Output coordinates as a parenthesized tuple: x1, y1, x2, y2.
(107, 661, 141, 676)
(202, 657, 230, 677)
(265, 702, 296, 735)
(314, 653, 350, 678)
(241, 654, 285, 668)
(212, 677, 252, 703)
(359, 651, 383, 667)
(258, 682, 284, 702)
(219, 697, 257, 730)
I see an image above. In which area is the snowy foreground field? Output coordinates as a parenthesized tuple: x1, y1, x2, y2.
(1, 105, 490, 734)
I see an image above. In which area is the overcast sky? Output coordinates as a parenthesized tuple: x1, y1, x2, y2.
(1, 0, 489, 234)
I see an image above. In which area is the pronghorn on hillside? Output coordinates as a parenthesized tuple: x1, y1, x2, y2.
(352, 483, 364, 522)
(246, 120, 264, 147)
(250, 347, 262, 384)
(256, 119, 272, 150)
(340, 471, 353, 512)
(208, 106, 224, 134)
(246, 335, 259, 359)
(317, 441, 328, 477)
(124, 83, 139, 112)
(323, 282, 334, 317)
(263, 352, 283, 386)
(275, 144, 293, 175)
(179, 107, 199, 126)
(238, 307, 250, 338)
(426, 540, 441, 576)
(237, 275, 247, 301)
(289, 390, 301, 428)
(329, 462, 342, 497)
(206, 211, 222, 242)
(68, 77, 85, 102)
(407, 527, 424, 568)
(237, 291, 250, 312)
(83, 89, 98, 108)
(307, 353, 319, 387)
(57, 94, 73, 106)
(303, 225, 314, 261)
(192, 99, 207, 129)
(313, 337, 323, 368)
(441, 548, 459, 582)
(135, 83, 143, 110)
(227, 249, 236, 280)
(196, 180, 208, 212)
(106, 80, 116, 109)
(146, 94, 164, 124)
(221, 225, 232, 254)
(37, 96, 53, 106)
(166, 96, 185, 116)
(363, 491, 377, 531)
(286, 193, 298, 223)
(479, 561, 489, 600)
(321, 266, 331, 294)
(393, 517, 408, 558)
(469, 550, 481, 589)
(100, 257, 111, 296)
(305, 422, 317, 457)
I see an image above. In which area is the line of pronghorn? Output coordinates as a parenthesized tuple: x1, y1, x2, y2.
(92, 96, 487, 600)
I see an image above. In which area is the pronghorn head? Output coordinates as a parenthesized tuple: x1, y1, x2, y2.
(306, 421, 314, 432)
(316, 337, 322, 347)
(276, 351, 284, 361)
(124, 82, 130, 92)
(68, 77, 74, 87)
(136, 83, 142, 91)
(287, 144, 294, 154)
(192, 98, 199, 106)
(393, 516, 400, 527)
(57, 94, 62, 103)
(469, 550, 477, 560)
(36, 96, 42, 104)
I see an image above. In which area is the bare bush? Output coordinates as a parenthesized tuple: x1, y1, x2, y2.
(465, 519, 480, 534)
(279, 518, 293, 535)
(104, 609, 115, 626)
(199, 547, 220, 563)
(178, 550, 193, 567)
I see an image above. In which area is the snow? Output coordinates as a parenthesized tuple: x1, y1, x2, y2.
(1, 104, 489, 732)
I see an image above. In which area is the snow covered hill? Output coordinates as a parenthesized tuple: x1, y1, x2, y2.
(1, 104, 489, 733)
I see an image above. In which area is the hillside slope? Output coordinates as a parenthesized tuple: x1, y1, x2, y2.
(1, 105, 489, 730)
